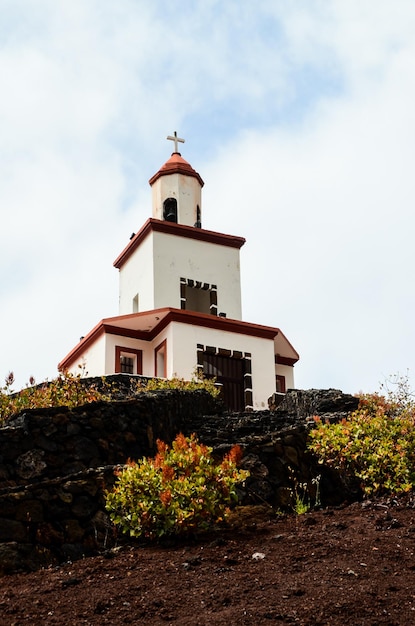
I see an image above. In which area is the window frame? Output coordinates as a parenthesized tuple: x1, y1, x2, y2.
(276, 374, 286, 393)
(115, 346, 143, 375)
(154, 339, 167, 378)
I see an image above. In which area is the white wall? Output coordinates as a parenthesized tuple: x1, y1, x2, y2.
(275, 363, 295, 391)
(153, 231, 242, 319)
(65, 334, 106, 378)
(118, 228, 243, 318)
(168, 322, 277, 409)
(102, 323, 285, 408)
(118, 233, 154, 315)
(65, 323, 294, 410)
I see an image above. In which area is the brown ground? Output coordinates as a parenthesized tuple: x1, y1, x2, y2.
(1, 498, 415, 626)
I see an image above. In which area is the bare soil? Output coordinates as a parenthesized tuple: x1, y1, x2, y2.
(1, 497, 415, 626)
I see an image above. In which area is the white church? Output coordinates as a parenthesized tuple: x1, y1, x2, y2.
(59, 133, 299, 411)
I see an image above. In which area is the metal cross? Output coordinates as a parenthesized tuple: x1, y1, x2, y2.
(166, 131, 185, 153)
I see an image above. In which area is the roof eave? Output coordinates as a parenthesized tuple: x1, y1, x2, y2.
(113, 219, 246, 270)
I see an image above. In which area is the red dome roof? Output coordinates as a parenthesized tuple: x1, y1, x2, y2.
(149, 153, 204, 187)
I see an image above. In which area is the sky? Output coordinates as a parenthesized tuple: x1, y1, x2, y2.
(1, 0, 415, 396)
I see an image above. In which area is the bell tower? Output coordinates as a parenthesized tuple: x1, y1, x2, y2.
(114, 132, 244, 318)
(149, 132, 204, 228)
(59, 131, 299, 410)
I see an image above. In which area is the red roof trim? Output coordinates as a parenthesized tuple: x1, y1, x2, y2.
(276, 355, 298, 367)
(166, 309, 279, 339)
(148, 153, 204, 187)
(113, 219, 245, 269)
(58, 308, 299, 371)
(58, 322, 105, 371)
(102, 324, 152, 341)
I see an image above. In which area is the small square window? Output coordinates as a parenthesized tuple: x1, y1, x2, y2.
(115, 346, 143, 375)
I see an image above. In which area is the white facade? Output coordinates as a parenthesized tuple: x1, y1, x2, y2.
(61, 310, 288, 410)
(117, 232, 154, 314)
(59, 139, 299, 410)
(275, 363, 295, 392)
(169, 321, 276, 409)
(117, 226, 243, 319)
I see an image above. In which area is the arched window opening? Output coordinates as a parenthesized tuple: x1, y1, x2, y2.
(163, 198, 177, 223)
(194, 205, 202, 228)
(155, 340, 167, 377)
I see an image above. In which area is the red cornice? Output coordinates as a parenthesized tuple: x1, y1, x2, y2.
(58, 307, 299, 371)
(276, 355, 298, 367)
(148, 153, 204, 187)
(165, 309, 280, 340)
(113, 219, 246, 269)
(102, 324, 153, 341)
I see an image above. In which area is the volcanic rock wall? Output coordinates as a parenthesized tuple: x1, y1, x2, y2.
(0, 385, 358, 573)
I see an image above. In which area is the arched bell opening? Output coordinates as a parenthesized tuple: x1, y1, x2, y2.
(194, 204, 202, 228)
(163, 197, 177, 223)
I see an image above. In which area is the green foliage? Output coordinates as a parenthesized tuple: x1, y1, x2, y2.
(293, 496, 310, 516)
(286, 468, 321, 515)
(0, 369, 219, 426)
(105, 434, 249, 539)
(139, 371, 221, 398)
(308, 379, 415, 496)
(0, 371, 107, 425)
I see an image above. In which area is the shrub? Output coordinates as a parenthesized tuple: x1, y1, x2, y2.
(139, 372, 220, 398)
(0, 369, 218, 426)
(308, 389, 415, 496)
(105, 433, 249, 539)
(0, 371, 107, 424)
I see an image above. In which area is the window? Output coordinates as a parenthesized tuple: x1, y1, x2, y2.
(194, 205, 201, 228)
(120, 356, 134, 374)
(115, 347, 143, 375)
(276, 375, 286, 393)
(184, 284, 211, 314)
(132, 293, 139, 313)
(155, 340, 167, 377)
(180, 278, 218, 315)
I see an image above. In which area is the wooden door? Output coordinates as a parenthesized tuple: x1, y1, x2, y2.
(203, 352, 245, 412)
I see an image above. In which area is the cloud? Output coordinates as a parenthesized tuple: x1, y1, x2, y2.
(1, 0, 415, 395)
(202, 9, 415, 393)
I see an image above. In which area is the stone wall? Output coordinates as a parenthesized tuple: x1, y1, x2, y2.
(0, 386, 358, 573)
(184, 389, 360, 509)
(0, 388, 222, 487)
